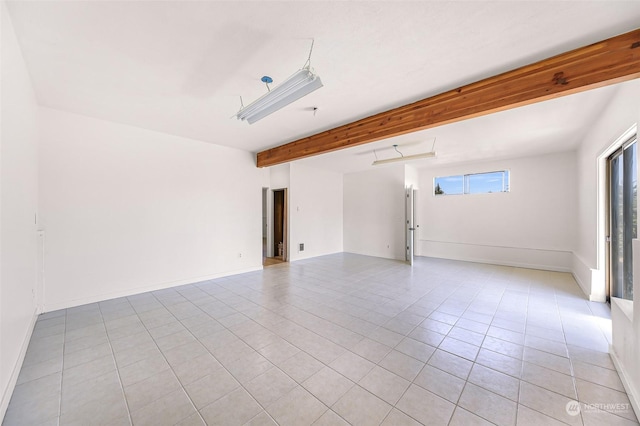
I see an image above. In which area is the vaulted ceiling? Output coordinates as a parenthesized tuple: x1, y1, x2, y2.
(6, 1, 640, 172)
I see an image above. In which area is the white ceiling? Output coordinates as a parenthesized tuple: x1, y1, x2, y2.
(6, 1, 640, 173)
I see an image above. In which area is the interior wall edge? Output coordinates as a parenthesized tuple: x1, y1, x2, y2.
(344, 250, 406, 262)
(288, 249, 344, 263)
(610, 319, 640, 419)
(571, 252, 603, 301)
(341, 251, 407, 264)
(1, 2, 41, 422)
(0, 308, 38, 422)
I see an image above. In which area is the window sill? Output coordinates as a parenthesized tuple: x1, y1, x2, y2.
(612, 297, 634, 323)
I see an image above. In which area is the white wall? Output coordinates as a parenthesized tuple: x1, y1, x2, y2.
(405, 165, 419, 190)
(289, 163, 343, 261)
(575, 80, 640, 300)
(344, 165, 406, 260)
(1, 2, 40, 418)
(39, 108, 263, 311)
(417, 152, 576, 271)
(270, 164, 290, 190)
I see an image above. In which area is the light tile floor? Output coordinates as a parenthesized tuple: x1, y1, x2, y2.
(3, 254, 639, 426)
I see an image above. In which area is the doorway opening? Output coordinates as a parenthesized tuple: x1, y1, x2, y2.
(607, 133, 637, 301)
(262, 188, 268, 259)
(264, 188, 287, 267)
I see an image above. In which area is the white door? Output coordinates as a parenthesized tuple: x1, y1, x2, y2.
(406, 186, 417, 265)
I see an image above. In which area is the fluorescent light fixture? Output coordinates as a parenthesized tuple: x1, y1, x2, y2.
(236, 68, 323, 124)
(372, 151, 437, 166)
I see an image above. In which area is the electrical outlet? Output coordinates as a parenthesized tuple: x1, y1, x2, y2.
(299, 243, 304, 251)
(238, 253, 242, 258)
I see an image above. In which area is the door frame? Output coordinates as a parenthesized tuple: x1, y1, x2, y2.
(604, 124, 640, 303)
(271, 188, 288, 261)
(262, 187, 268, 258)
(406, 186, 418, 265)
(606, 132, 637, 301)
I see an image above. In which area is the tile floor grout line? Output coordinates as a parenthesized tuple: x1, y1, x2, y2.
(518, 277, 532, 417)
(398, 276, 495, 425)
(517, 286, 583, 424)
(560, 298, 638, 423)
(446, 275, 509, 426)
(177, 277, 357, 423)
(216, 264, 449, 424)
(191, 274, 380, 363)
(554, 287, 587, 426)
(144, 290, 246, 425)
(96, 301, 134, 426)
(170, 299, 329, 423)
(111, 295, 207, 424)
(56, 308, 68, 425)
(146, 284, 341, 424)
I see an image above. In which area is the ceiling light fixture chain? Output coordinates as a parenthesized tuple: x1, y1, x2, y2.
(303, 38, 315, 70)
(371, 140, 437, 166)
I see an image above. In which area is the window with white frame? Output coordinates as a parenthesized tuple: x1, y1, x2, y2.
(434, 170, 510, 196)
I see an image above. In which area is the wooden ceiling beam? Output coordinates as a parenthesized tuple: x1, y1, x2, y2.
(256, 28, 640, 168)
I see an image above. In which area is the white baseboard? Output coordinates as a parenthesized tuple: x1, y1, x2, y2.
(415, 242, 609, 301)
(290, 249, 344, 263)
(43, 265, 263, 312)
(609, 346, 640, 420)
(571, 271, 591, 300)
(417, 240, 573, 273)
(1, 308, 38, 422)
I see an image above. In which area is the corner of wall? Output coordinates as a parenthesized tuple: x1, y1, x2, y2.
(1, 3, 42, 421)
(610, 346, 640, 421)
(571, 252, 609, 302)
(0, 309, 38, 422)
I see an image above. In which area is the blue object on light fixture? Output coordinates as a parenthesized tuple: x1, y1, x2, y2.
(236, 69, 323, 124)
(261, 76, 273, 84)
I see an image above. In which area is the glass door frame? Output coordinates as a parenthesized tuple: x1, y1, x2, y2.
(606, 134, 637, 302)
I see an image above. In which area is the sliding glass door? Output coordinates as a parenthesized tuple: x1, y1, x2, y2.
(608, 135, 637, 301)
